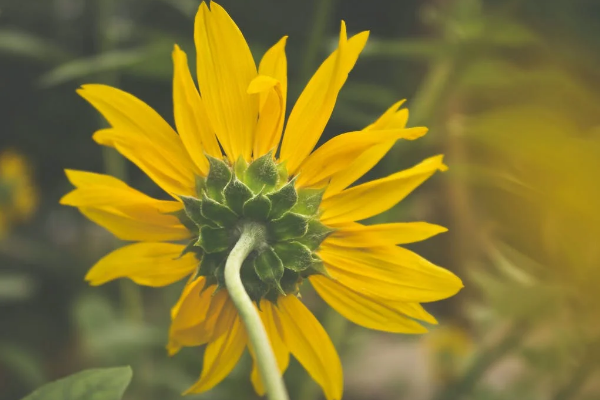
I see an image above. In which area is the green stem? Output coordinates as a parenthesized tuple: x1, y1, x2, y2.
(224, 222, 289, 400)
(551, 348, 597, 400)
(409, 56, 456, 127)
(96, 0, 144, 323)
(434, 322, 528, 400)
(301, 0, 337, 81)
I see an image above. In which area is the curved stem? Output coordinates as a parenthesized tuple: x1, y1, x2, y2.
(224, 222, 289, 400)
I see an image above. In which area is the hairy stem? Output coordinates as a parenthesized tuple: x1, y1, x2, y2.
(224, 222, 289, 400)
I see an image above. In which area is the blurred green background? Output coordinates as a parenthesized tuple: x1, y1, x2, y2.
(1, 0, 600, 399)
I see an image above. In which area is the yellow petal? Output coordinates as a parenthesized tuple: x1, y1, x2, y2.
(79, 206, 190, 242)
(170, 277, 212, 332)
(184, 313, 247, 394)
(93, 128, 196, 197)
(61, 170, 179, 209)
(259, 36, 288, 105)
(85, 242, 196, 287)
(249, 301, 290, 396)
(318, 243, 463, 302)
(310, 275, 428, 333)
(388, 301, 439, 325)
(194, 2, 258, 161)
(326, 221, 447, 247)
(251, 36, 288, 157)
(168, 286, 231, 355)
(280, 22, 369, 175)
(297, 127, 426, 188)
(78, 85, 198, 187)
(172, 45, 221, 174)
(321, 155, 447, 224)
(274, 295, 343, 400)
(324, 103, 415, 197)
(364, 100, 408, 131)
(60, 170, 189, 241)
(248, 76, 285, 158)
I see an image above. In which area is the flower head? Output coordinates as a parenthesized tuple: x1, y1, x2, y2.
(61, 2, 463, 399)
(0, 149, 37, 238)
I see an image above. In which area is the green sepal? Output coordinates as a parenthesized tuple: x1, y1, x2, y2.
(301, 256, 331, 278)
(280, 269, 301, 295)
(293, 187, 325, 216)
(254, 247, 285, 295)
(273, 241, 313, 272)
(269, 212, 308, 240)
(198, 252, 226, 291)
(177, 239, 200, 259)
(241, 256, 270, 305)
(234, 155, 249, 180)
(171, 209, 200, 235)
(197, 226, 231, 253)
(195, 175, 206, 198)
(264, 289, 280, 305)
(205, 155, 232, 202)
(245, 151, 278, 193)
(224, 176, 253, 215)
(214, 261, 226, 292)
(201, 194, 238, 228)
(267, 178, 298, 220)
(276, 161, 289, 188)
(243, 193, 272, 221)
(202, 275, 218, 292)
(296, 219, 334, 250)
(177, 195, 216, 229)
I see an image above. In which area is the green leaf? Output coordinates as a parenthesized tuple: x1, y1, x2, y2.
(201, 194, 238, 228)
(21, 366, 132, 400)
(224, 176, 253, 215)
(245, 152, 278, 193)
(243, 194, 272, 221)
(205, 156, 232, 202)
(273, 242, 313, 272)
(254, 248, 285, 295)
(269, 213, 308, 241)
(0, 29, 70, 63)
(38, 50, 147, 88)
(361, 38, 449, 59)
(197, 226, 230, 254)
(296, 220, 333, 250)
(293, 187, 325, 216)
(267, 179, 298, 219)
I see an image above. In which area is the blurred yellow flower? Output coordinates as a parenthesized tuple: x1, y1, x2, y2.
(61, 2, 463, 398)
(0, 149, 38, 238)
(425, 325, 473, 384)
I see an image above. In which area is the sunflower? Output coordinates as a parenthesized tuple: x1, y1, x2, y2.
(0, 149, 38, 238)
(61, 2, 463, 399)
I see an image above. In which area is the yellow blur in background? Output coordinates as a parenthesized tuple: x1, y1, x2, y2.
(1, 0, 600, 399)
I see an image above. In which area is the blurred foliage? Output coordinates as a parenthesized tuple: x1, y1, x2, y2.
(1, 0, 600, 399)
(21, 366, 132, 400)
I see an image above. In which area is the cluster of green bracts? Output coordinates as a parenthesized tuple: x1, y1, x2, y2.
(175, 153, 332, 304)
